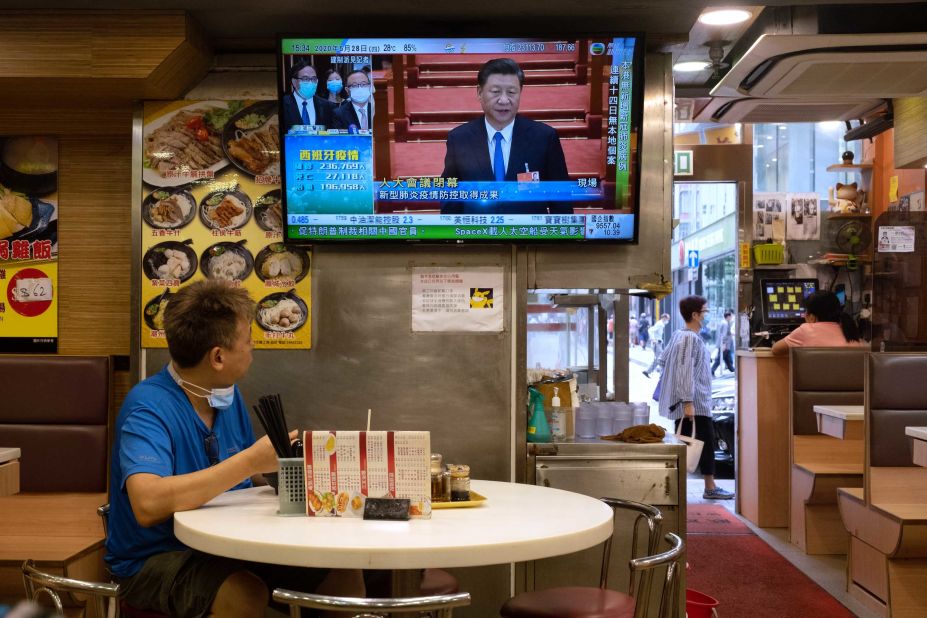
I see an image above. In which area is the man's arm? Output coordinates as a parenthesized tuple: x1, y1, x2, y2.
(126, 431, 292, 527)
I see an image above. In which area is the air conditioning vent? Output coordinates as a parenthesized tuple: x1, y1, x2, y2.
(695, 97, 883, 123)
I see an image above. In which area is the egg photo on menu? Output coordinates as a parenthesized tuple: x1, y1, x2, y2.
(199, 188, 252, 231)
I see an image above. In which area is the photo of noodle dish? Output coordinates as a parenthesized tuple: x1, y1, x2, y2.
(254, 189, 283, 232)
(256, 291, 308, 332)
(222, 101, 280, 177)
(143, 241, 197, 283)
(254, 242, 309, 283)
(199, 189, 252, 230)
(142, 101, 237, 187)
(200, 241, 254, 282)
(142, 188, 196, 230)
(143, 290, 173, 331)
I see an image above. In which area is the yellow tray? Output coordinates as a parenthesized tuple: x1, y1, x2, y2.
(432, 490, 487, 509)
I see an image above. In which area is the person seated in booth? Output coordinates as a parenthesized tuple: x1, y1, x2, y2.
(771, 290, 865, 355)
(282, 58, 335, 133)
(106, 280, 363, 617)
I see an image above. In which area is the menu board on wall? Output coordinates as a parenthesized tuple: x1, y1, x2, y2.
(303, 430, 431, 519)
(140, 100, 311, 349)
(0, 136, 58, 353)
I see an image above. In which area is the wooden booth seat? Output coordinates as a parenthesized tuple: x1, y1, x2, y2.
(0, 355, 111, 609)
(789, 348, 867, 555)
(837, 353, 927, 617)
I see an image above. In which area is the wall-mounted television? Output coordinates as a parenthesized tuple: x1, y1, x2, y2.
(277, 35, 644, 243)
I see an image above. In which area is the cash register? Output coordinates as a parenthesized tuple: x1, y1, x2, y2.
(752, 278, 818, 347)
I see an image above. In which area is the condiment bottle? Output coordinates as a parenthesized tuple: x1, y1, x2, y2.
(447, 464, 471, 502)
(550, 387, 567, 441)
(430, 453, 450, 502)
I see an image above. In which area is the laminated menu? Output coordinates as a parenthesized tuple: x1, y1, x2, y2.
(303, 430, 431, 519)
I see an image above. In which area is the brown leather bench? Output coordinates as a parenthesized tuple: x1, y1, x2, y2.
(0, 355, 111, 607)
(838, 353, 927, 617)
(789, 347, 866, 555)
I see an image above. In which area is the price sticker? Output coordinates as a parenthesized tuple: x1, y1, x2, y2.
(11, 277, 53, 302)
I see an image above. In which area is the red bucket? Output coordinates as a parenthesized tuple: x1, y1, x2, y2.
(686, 589, 719, 618)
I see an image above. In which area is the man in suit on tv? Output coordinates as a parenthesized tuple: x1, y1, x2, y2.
(281, 59, 334, 133)
(332, 70, 374, 132)
(441, 58, 571, 215)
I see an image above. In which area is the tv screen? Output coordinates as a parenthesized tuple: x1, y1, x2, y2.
(277, 36, 643, 243)
(761, 278, 818, 325)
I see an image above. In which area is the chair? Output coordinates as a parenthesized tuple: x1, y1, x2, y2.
(272, 589, 470, 617)
(22, 559, 119, 618)
(500, 497, 685, 618)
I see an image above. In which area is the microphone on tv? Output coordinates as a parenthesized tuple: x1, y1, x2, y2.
(348, 124, 359, 134)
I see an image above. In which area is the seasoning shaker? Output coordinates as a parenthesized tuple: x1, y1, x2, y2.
(430, 453, 450, 502)
(447, 463, 471, 502)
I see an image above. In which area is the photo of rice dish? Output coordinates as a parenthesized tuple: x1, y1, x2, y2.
(144, 108, 226, 177)
(259, 296, 304, 331)
(147, 191, 194, 229)
(0, 182, 32, 239)
(203, 192, 248, 229)
(208, 249, 247, 281)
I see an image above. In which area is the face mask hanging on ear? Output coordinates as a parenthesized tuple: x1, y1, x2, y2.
(168, 363, 235, 409)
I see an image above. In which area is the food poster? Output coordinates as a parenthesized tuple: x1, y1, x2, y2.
(303, 430, 431, 519)
(0, 136, 58, 353)
(141, 100, 311, 349)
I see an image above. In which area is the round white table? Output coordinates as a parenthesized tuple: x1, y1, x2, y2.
(174, 479, 613, 570)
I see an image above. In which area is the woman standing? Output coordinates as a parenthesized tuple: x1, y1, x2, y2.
(324, 69, 345, 105)
(657, 295, 733, 500)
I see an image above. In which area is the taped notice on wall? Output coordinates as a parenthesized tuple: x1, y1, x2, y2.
(877, 226, 915, 253)
(412, 266, 504, 332)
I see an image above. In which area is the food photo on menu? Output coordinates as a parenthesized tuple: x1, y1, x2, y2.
(139, 100, 311, 350)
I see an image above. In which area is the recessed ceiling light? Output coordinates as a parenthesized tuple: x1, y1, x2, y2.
(698, 9, 752, 26)
(674, 61, 711, 72)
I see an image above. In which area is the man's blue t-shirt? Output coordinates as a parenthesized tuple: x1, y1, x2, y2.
(105, 365, 256, 578)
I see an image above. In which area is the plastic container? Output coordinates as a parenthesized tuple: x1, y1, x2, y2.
(277, 457, 306, 516)
(575, 403, 597, 438)
(595, 404, 615, 437)
(527, 386, 552, 443)
(611, 402, 633, 434)
(448, 464, 471, 502)
(753, 242, 783, 265)
(550, 387, 567, 441)
(685, 589, 719, 618)
(631, 402, 650, 426)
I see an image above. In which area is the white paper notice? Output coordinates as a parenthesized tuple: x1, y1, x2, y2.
(877, 226, 915, 253)
(412, 266, 504, 332)
(785, 193, 820, 241)
(753, 193, 787, 242)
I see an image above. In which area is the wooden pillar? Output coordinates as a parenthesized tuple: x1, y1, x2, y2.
(373, 78, 391, 179)
(392, 55, 409, 142)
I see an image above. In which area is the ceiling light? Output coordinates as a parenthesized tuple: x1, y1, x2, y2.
(674, 61, 711, 72)
(698, 9, 752, 26)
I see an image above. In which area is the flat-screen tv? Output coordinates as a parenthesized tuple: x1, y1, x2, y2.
(761, 278, 818, 325)
(277, 36, 644, 243)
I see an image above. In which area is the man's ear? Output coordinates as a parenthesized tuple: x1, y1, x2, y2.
(207, 346, 224, 371)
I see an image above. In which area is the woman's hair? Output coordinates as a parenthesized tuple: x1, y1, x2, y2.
(804, 290, 860, 342)
(164, 280, 255, 368)
(679, 295, 707, 323)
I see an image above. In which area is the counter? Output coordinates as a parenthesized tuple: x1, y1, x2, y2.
(0, 448, 20, 497)
(737, 349, 790, 527)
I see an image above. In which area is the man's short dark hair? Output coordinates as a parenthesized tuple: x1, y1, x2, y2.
(164, 280, 255, 368)
(477, 58, 525, 89)
(679, 295, 707, 323)
(723, 310, 733, 318)
(345, 70, 370, 86)
(288, 58, 315, 81)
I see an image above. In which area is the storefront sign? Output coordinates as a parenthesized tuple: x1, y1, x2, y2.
(0, 136, 58, 353)
(411, 267, 504, 332)
(671, 214, 734, 270)
(739, 242, 751, 269)
(140, 100, 311, 349)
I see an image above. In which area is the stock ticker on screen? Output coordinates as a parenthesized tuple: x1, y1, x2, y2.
(279, 37, 642, 242)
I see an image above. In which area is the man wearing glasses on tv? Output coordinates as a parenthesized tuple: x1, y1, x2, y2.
(441, 58, 571, 215)
(282, 58, 336, 133)
(106, 280, 362, 617)
(333, 69, 375, 132)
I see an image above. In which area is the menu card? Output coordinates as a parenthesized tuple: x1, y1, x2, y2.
(303, 430, 431, 519)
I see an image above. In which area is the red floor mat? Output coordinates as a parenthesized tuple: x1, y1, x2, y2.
(686, 504, 752, 535)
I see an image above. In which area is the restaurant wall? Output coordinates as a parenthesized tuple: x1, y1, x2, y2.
(141, 52, 673, 616)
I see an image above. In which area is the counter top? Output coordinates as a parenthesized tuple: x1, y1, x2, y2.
(736, 348, 777, 357)
(906, 427, 927, 441)
(814, 405, 864, 421)
(0, 448, 20, 464)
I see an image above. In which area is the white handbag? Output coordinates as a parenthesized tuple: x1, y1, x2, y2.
(675, 418, 704, 474)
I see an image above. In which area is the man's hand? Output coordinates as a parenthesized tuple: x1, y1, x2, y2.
(246, 430, 298, 473)
(683, 402, 695, 418)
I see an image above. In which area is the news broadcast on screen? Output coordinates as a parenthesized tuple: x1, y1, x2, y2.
(277, 36, 643, 242)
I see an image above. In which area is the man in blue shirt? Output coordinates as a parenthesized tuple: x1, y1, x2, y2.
(106, 280, 362, 617)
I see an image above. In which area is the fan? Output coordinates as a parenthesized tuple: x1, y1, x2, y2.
(834, 220, 872, 270)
